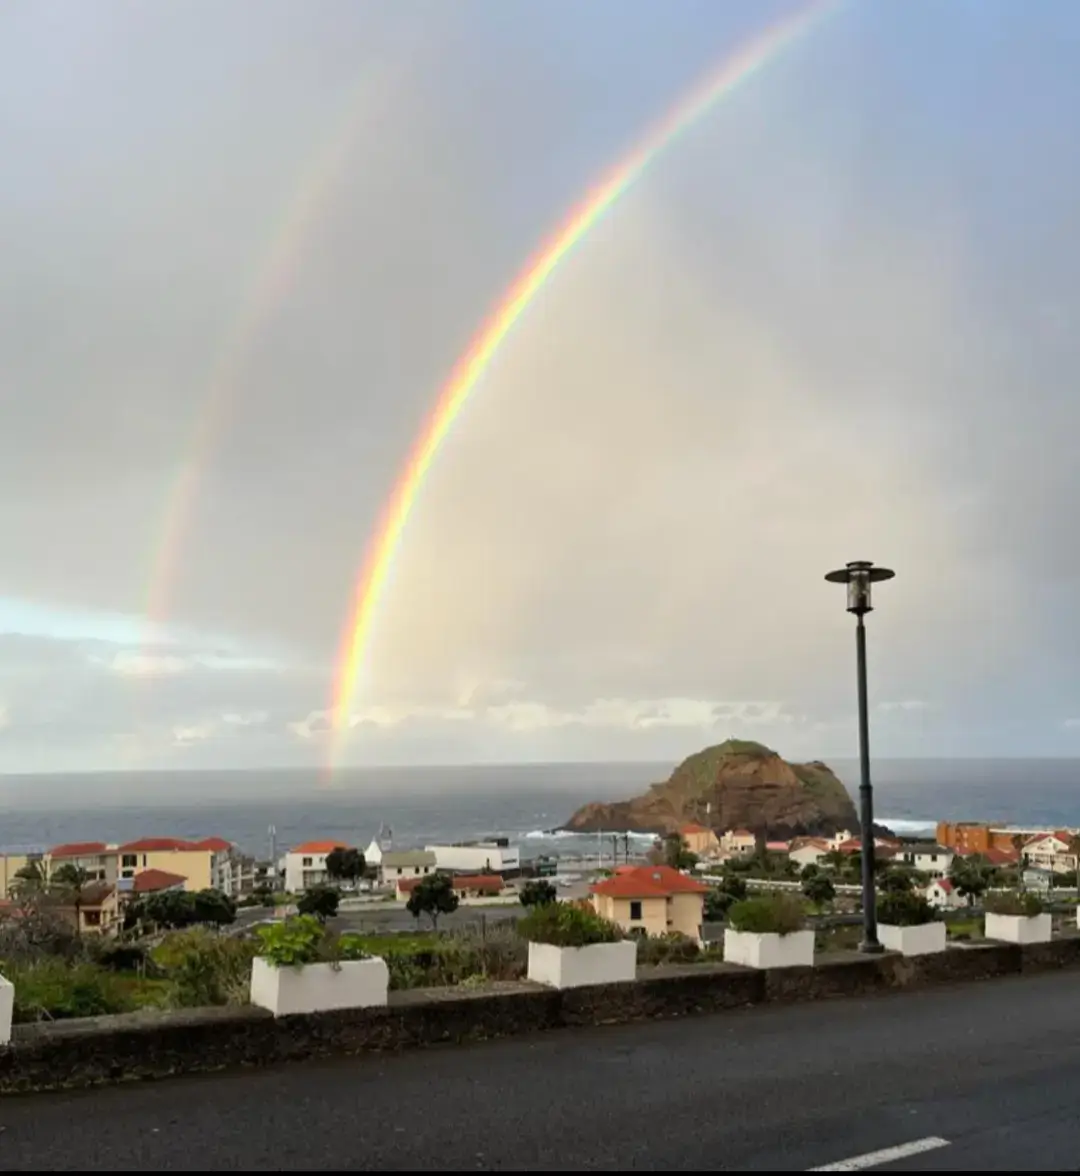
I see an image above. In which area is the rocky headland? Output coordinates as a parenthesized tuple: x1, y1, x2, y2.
(560, 739, 861, 839)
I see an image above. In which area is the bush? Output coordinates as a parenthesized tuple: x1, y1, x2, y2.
(519, 880, 557, 908)
(296, 886, 340, 923)
(0, 906, 83, 964)
(726, 893, 806, 935)
(91, 942, 152, 974)
(637, 931, 700, 966)
(984, 890, 1044, 917)
(152, 928, 256, 1007)
(877, 890, 938, 927)
(383, 923, 528, 989)
(255, 915, 326, 966)
(517, 902, 623, 947)
(4, 958, 136, 1023)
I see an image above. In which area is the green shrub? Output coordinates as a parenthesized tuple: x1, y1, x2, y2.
(5, 958, 136, 1023)
(637, 931, 700, 965)
(727, 893, 806, 935)
(334, 934, 372, 962)
(255, 915, 325, 966)
(152, 928, 256, 1007)
(517, 902, 623, 948)
(984, 890, 1044, 917)
(876, 890, 938, 927)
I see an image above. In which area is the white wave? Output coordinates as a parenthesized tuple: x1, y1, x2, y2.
(880, 817, 938, 835)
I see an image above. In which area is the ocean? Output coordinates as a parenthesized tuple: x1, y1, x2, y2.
(1, 758, 1078, 858)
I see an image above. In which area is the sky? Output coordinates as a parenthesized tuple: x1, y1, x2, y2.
(3, 0, 1080, 775)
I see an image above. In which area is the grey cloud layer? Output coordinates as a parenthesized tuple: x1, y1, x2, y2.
(2, 1, 1080, 769)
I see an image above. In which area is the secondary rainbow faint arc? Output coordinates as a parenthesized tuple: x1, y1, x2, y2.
(141, 67, 395, 646)
(329, 0, 837, 749)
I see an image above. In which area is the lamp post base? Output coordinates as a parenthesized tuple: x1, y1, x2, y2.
(858, 939, 884, 955)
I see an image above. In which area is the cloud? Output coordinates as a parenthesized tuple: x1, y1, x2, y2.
(2, 4, 1080, 769)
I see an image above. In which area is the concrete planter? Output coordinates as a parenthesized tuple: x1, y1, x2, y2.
(985, 912, 1052, 945)
(724, 928, 814, 969)
(879, 920, 946, 957)
(0, 974, 11, 1045)
(527, 940, 637, 989)
(249, 956, 389, 1017)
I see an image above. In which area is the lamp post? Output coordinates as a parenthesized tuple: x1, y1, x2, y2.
(824, 559, 895, 954)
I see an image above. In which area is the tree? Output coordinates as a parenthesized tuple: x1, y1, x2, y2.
(193, 888, 237, 926)
(11, 860, 46, 898)
(802, 872, 836, 909)
(405, 873, 459, 929)
(128, 889, 199, 932)
(325, 847, 366, 887)
(703, 872, 747, 922)
(50, 862, 90, 927)
(662, 834, 698, 872)
(297, 885, 340, 923)
(519, 880, 557, 908)
(878, 869, 915, 894)
(949, 857, 989, 907)
(821, 850, 846, 873)
(800, 863, 820, 883)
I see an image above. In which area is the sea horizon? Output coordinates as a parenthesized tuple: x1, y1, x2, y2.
(1, 757, 1078, 859)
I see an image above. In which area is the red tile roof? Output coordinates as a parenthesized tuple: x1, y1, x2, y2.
(131, 868, 187, 893)
(450, 874, 503, 892)
(192, 837, 232, 852)
(678, 823, 709, 835)
(766, 841, 790, 852)
(119, 837, 200, 853)
(931, 878, 954, 893)
(591, 865, 708, 899)
(49, 841, 107, 858)
(985, 847, 1019, 865)
(290, 840, 349, 855)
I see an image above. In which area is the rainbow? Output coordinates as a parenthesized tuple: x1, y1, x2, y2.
(328, 1, 838, 752)
(141, 66, 397, 646)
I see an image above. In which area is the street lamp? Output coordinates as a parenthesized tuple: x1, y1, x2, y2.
(825, 559, 895, 954)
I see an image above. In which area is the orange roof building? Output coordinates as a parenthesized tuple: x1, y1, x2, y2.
(591, 865, 708, 940)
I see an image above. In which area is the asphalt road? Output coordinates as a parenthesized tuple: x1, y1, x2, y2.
(5, 970, 1080, 1170)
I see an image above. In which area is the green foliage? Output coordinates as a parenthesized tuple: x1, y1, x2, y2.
(877, 889, 938, 927)
(636, 931, 700, 965)
(152, 927, 256, 1007)
(519, 880, 558, 908)
(127, 887, 236, 931)
(984, 890, 1044, 917)
(949, 856, 992, 904)
(325, 847, 366, 884)
(704, 872, 747, 921)
(334, 933, 373, 962)
(296, 885, 340, 922)
(3, 958, 144, 1023)
(801, 872, 836, 908)
(193, 889, 237, 926)
(405, 874, 459, 929)
(255, 915, 326, 967)
(727, 892, 806, 935)
(50, 863, 89, 892)
(382, 923, 527, 989)
(517, 901, 623, 947)
(877, 869, 915, 894)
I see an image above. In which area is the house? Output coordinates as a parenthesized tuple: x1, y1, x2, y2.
(379, 850, 437, 888)
(789, 837, 832, 870)
(923, 877, 964, 909)
(396, 873, 503, 901)
(282, 840, 350, 893)
(116, 837, 238, 894)
(46, 842, 117, 884)
(898, 842, 954, 879)
(590, 864, 708, 940)
(425, 840, 520, 876)
(678, 824, 720, 857)
(1021, 832, 1076, 874)
(830, 829, 856, 848)
(720, 829, 756, 858)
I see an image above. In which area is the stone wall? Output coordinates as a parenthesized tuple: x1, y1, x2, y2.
(3, 936, 1080, 1094)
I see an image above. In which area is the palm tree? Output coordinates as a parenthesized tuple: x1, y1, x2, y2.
(50, 863, 90, 929)
(11, 859, 46, 899)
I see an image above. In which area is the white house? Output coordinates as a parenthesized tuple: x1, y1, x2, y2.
(720, 829, 756, 858)
(425, 840, 521, 876)
(1022, 833, 1076, 874)
(282, 840, 349, 894)
(924, 877, 964, 909)
(789, 837, 832, 870)
(378, 850, 436, 888)
(898, 842, 954, 879)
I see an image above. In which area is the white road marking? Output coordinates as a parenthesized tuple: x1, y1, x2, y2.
(808, 1135, 951, 1171)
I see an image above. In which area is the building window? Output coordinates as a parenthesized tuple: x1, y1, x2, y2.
(629, 900, 642, 921)
(302, 857, 312, 867)
(414, 866, 420, 875)
(121, 854, 136, 869)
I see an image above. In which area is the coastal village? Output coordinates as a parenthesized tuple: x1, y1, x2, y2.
(0, 817, 1075, 942)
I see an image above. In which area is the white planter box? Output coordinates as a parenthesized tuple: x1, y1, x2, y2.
(723, 928, 814, 969)
(985, 912, 1052, 945)
(0, 974, 11, 1045)
(879, 921, 946, 957)
(527, 940, 637, 989)
(249, 956, 389, 1017)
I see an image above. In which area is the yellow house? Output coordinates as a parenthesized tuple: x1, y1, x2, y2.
(0, 853, 32, 897)
(591, 865, 708, 940)
(678, 823, 720, 857)
(116, 838, 224, 891)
